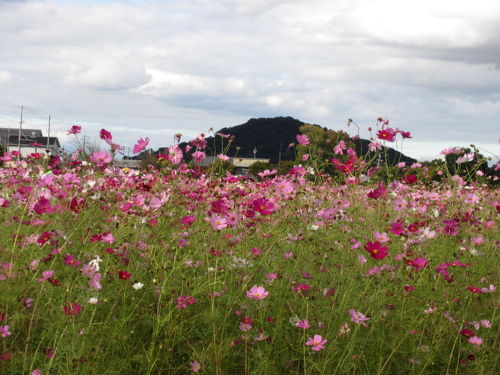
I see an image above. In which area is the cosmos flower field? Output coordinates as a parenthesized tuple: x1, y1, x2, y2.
(0, 129, 498, 374)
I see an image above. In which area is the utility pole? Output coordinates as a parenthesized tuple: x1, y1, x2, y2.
(83, 128, 86, 155)
(278, 141, 282, 164)
(18, 105, 23, 153)
(47, 115, 51, 151)
(6, 125, 10, 153)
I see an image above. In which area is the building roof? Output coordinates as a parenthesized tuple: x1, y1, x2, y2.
(5, 135, 60, 148)
(0, 128, 60, 148)
(0, 128, 43, 141)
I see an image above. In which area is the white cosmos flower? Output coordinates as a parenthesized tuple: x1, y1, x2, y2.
(133, 282, 144, 290)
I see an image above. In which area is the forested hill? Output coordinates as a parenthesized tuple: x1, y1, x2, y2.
(136, 116, 417, 165)
(201, 116, 417, 165)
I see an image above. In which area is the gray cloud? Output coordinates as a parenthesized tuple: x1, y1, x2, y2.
(0, 0, 498, 160)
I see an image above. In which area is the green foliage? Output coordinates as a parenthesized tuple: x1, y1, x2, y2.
(249, 161, 273, 176)
(444, 146, 490, 182)
(140, 154, 160, 169)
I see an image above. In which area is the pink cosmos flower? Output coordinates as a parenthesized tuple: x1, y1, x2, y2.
(258, 169, 278, 177)
(37, 270, 55, 282)
(377, 128, 396, 142)
(480, 319, 491, 328)
(190, 361, 201, 372)
(296, 134, 310, 146)
(251, 197, 275, 215)
(246, 286, 269, 300)
(468, 336, 483, 346)
(358, 254, 367, 265)
(217, 154, 230, 161)
(33, 197, 55, 215)
(349, 309, 370, 327)
(63, 302, 82, 316)
(133, 137, 150, 154)
(334, 140, 346, 155)
(296, 319, 311, 329)
(0, 325, 11, 337)
(368, 141, 382, 152)
(181, 215, 196, 226)
(209, 215, 227, 231)
(167, 144, 183, 164)
(364, 241, 389, 260)
(305, 335, 327, 351)
(467, 286, 483, 294)
(373, 231, 389, 243)
(67, 125, 81, 135)
(407, 257, 428, 271)
(239, 316, 253, 332)
(89, 150, 112, 168)
(99, 129, 113, 145)
(64, 254, 81, 268)
(176, 296, 196, 309)
(191, 151, 206, 163)
(367, 185, 386, 199)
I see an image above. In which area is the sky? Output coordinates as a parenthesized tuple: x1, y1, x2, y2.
(0, 0, 499, 161)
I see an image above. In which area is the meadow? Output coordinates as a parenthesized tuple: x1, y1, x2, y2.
(0, 126, 498, 375)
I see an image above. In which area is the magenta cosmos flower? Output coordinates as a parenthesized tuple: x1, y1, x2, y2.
(305, 335, 327, 351)
(364, 241, 389, 260)
(133, 137, 150, 154)
(246, 286, 269, 300)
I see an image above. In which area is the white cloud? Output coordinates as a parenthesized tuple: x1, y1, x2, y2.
(65, 60, 150, 90)
(0, 70, 11, 83)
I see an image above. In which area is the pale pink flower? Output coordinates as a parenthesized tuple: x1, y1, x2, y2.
(0, 325, 11, 337)
(480, 319, 491, 328)
(246, 286, 269, 300)
(296, 134, 310, 146)
(192, 151, 206, 163)
(37, 270, 54, 282)
(349, 309, 370, 327)
(217, 154, 230, 161)
(468, 336, 483, 346)
(208, 215, 228, 231)
(190, 361, 201, 372)
(368, 141, 382, 152)
(471, 236, 484, 245)
(480, 284, 496, 293)
(167, 144, 183, 164)
(334, 141, 346, 155)
(357, 254, 367, 265)
(305, 334, 327, 351)
(373, 231, 389, 243)
(89, 150, 112, 168)
(296, 319, 311, 329)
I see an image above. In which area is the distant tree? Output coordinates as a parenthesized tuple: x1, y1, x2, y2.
(444, 147, 489, 181)
(249, 161, 273, 176)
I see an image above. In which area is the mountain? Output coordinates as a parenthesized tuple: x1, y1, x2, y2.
(134, 116, 417, 165)
(198, 117, 416, 165)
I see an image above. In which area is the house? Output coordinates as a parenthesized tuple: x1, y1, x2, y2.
(113, 159, 142, 169)
(0, 128, 61, 157)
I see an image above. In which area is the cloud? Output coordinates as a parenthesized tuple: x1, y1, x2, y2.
(0, 70, 11, 84)
(0, 0, 498, 161)
(65, 60, 150, 90)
